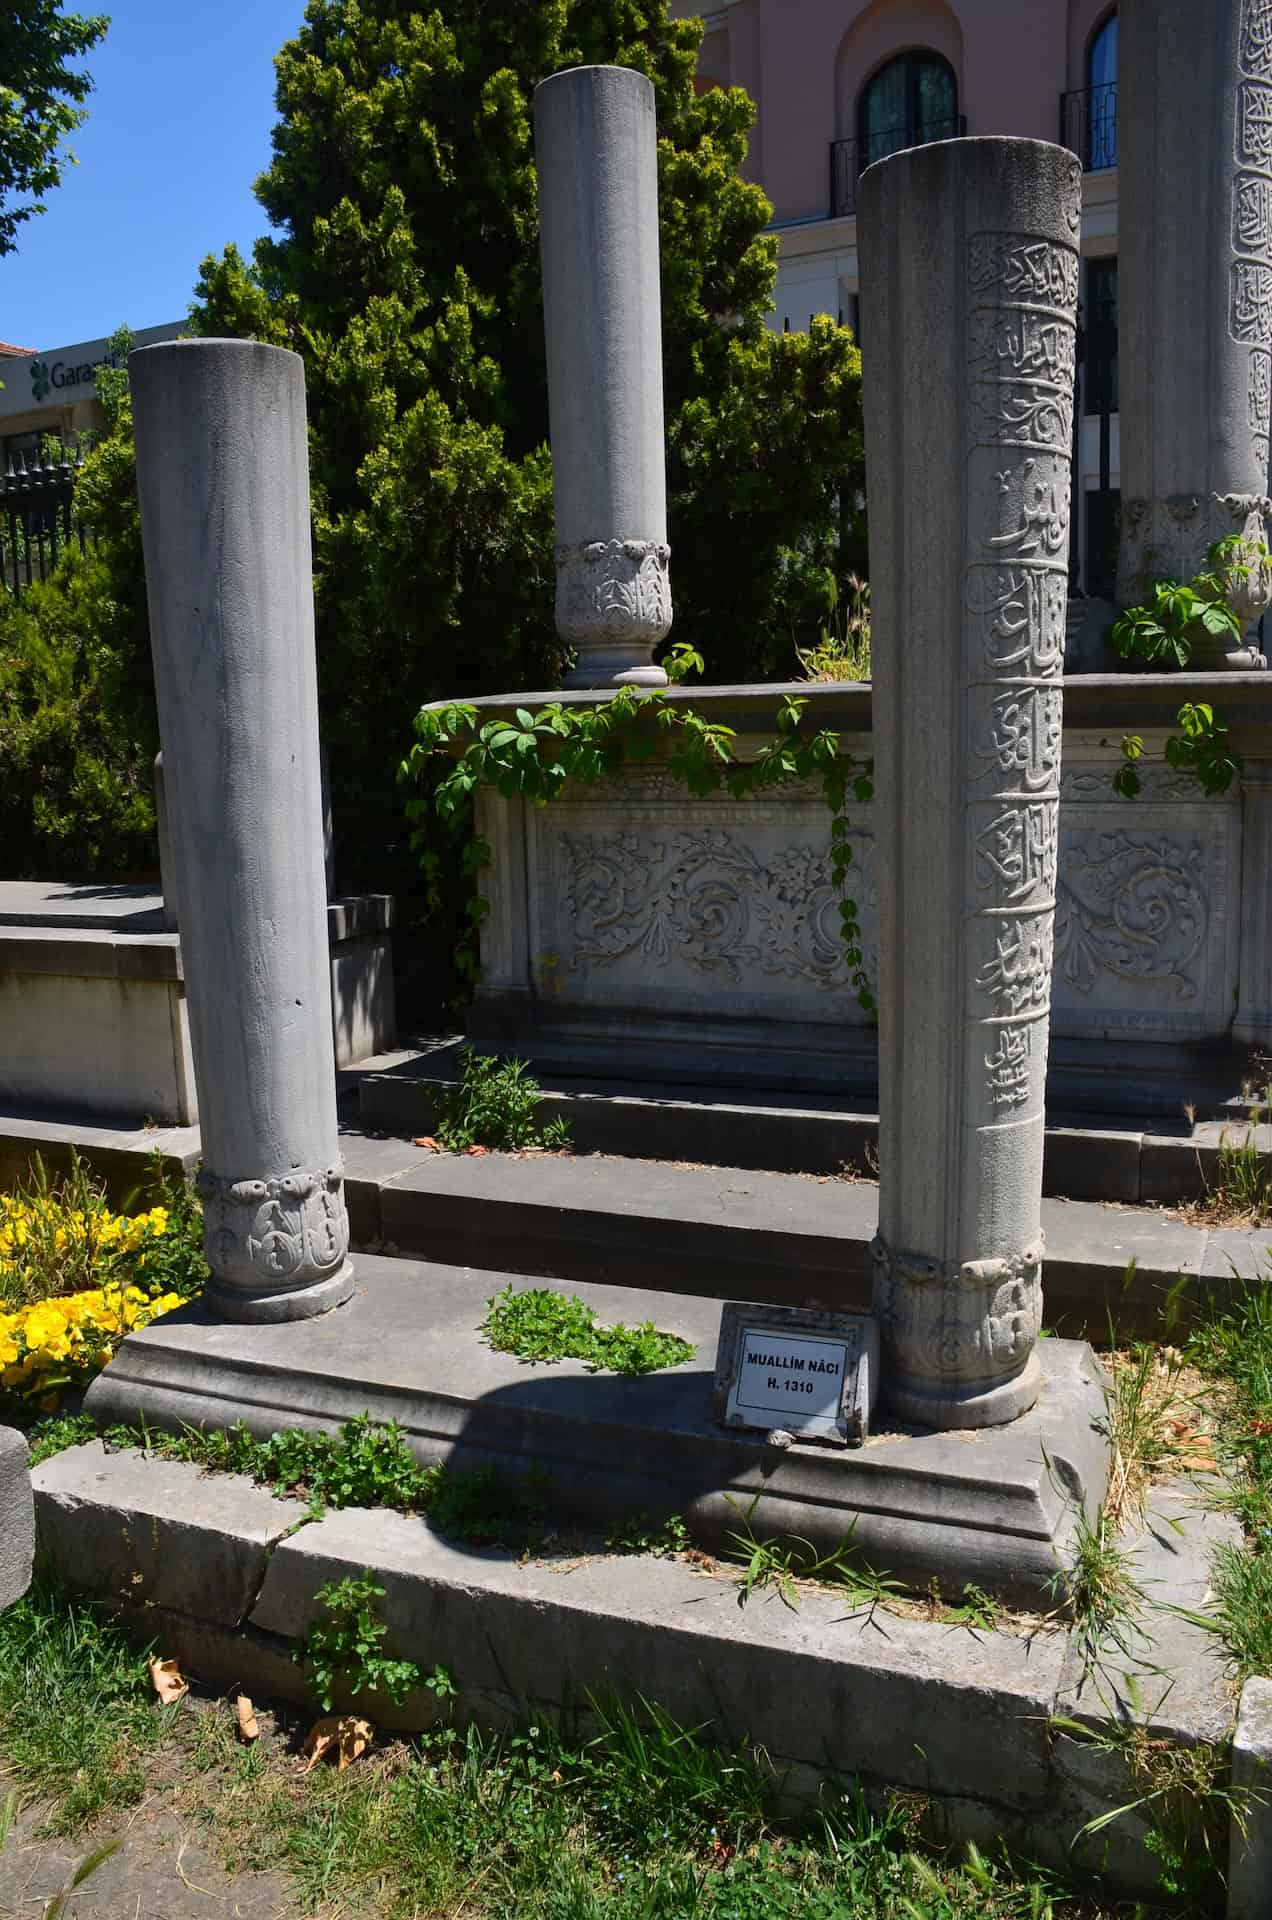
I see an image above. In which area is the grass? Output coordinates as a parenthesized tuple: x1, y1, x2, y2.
(1184, 1279, 1272, 1680)
(0, 1574, 176, 1833)
(0, 1578, 1145, 1919)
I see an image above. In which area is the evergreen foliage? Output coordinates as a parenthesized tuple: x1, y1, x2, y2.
(0, 327, 157, 880)
(192, 0, 865, 881)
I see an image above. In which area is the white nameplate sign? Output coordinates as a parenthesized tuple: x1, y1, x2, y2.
(714, 1303, 879, 1447)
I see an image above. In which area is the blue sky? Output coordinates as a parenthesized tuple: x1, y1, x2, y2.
(0, 0, 307, 351)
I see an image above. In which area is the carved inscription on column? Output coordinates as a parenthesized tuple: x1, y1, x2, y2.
(1235, 1, 1272, 472)
(957, 192, 1075, 1377)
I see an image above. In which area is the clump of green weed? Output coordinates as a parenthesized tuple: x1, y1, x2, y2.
(481, 1284, 695, 1374)
(301, 1569, 422, 1712)
(25, 1411, 97, 1465)
(435, 1048, 569, 1152)
(604, 1511, 690, 1559)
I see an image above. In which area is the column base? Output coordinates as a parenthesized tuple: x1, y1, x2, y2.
(561, 663, 669, 690)
(203, 1259, 355, 1325)
(883, 1351, 1042, 1431)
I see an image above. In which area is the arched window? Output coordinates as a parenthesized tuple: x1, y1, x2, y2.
(1087, 11, 1117, 170)
(857, 51, 959, 173)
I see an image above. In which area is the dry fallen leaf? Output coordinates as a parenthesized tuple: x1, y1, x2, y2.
(149, 1657, 188, 1706)
(413, 1136, 441, 1152)
(235, 1694, 260, 1742)
(302, 1715, 376, 1773)
(464, 1144, 490, 1157)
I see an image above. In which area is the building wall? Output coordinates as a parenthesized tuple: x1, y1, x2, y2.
(671, 0, 1120, 591)
(0, 323, 183, 455)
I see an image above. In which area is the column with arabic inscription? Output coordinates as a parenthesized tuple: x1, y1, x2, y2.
(858, 140, 1080, 1429)
(1117, 0, 1272, 666)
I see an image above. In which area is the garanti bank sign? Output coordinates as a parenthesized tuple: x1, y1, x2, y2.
(0, 324, 184, 421)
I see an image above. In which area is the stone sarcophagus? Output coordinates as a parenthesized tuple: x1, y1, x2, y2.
(462, 674, 1272, 1116)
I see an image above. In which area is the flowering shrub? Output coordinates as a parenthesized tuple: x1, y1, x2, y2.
(0, 1281, 188, 1409)
(0, 1153, 204, 1410)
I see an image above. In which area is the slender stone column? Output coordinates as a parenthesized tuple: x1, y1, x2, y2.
(131, 339, 353, 1324)
(1116, 0, 1272, 667)
(858, 139, 1081, 1429)
(1235, 763, 1272, 1048)
(535, 65, 671, 690)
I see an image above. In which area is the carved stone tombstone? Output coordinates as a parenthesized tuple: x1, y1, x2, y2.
(858, 139, 1081, 1428)
(131, 340, 354, 1324)
(535, 65, 671, 689)
(1117, 0, 1272, 665)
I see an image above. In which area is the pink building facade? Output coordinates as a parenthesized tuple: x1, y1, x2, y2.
(673, 0, 1120, 594)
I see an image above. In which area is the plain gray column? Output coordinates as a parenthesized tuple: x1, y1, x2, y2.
(1117, 0, 1272, 665)
(131, 339, 353, 1324)
(536, 64, 671, 690)
(859, 139, 1081, 1428)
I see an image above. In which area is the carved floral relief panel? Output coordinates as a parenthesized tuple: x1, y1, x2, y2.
(510, 762, 1241, 1041)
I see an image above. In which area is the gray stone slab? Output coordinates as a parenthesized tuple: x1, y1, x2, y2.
(0, 1426, 33, 1609)
(1057, 1486, 1242, 1746)
(83, 1256, 1110, 1606)
(0, 880, 164, 931)
(1139, 1130, 1272, 1209)
(0, 924, 182, 981)
(1230, 1677, 1272, 1920)
(377, 1152, 877, 1307)
(252, 1501, 1069, 1811)
(1039, 1199, 1209, 1337)
(0, 1110, 199, 1206)
(1043, 1127, 1143, 1204)
(32, 1441, 309, 1627)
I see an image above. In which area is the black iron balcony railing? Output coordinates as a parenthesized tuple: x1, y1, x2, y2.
(1, 441, 93, 597)
(1060, 82, 1118, 172)
(829, 115, 966, 218)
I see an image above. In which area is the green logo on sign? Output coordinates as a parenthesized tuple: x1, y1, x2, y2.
(29, 361, 50, 401)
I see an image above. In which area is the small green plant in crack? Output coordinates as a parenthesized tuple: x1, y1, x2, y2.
(1048, 1498, 1146, 1673)
(481, 1284, 694, 1375)
(301, 1569, 421, 1713)
(434, 1047, 569, 1152)
(604, 1511, 690, 1559)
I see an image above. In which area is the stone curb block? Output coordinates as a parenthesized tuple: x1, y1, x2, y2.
(0, 1426, 33, 1609)
(31, 1442, 309, 1626)
(1229, 1676, 1272, 1920)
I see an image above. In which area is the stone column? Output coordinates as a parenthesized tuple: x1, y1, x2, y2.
(535, 64, 671, 690)
(130, 339, 353, 1324)
(858, 139, 1081, 1429)
(1116, 0, 1272, 666)
(1235, 762, 1272, 1047)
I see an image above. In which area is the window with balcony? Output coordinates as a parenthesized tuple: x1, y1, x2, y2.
(1061, 10, 1117, 172)
(831, 50, 962, 216)
(858, 50, 959, 170)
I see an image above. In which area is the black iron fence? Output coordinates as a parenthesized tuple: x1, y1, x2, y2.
(0, 441, 93, 597)
(830, 115, 966, 217)
(1059, 83, 1118, 172)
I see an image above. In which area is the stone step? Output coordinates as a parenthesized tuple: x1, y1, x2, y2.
(337, 1133, 1265, 1340)
(0, 1106, 1263, 1338)
(356, 1043, 1272, 1207)
(31, 1429, 1241, 1906)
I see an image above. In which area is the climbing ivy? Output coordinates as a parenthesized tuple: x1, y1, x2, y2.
(402, 671, 875, 1011)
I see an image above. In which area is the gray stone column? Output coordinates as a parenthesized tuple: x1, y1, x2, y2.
(131, 339, 353, 1324)
(1235, 762, 1272, 1047)
(535, 64, 671, 690)
(858, 139, 1081, 1429)
(1116, 0, 1272, 666)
